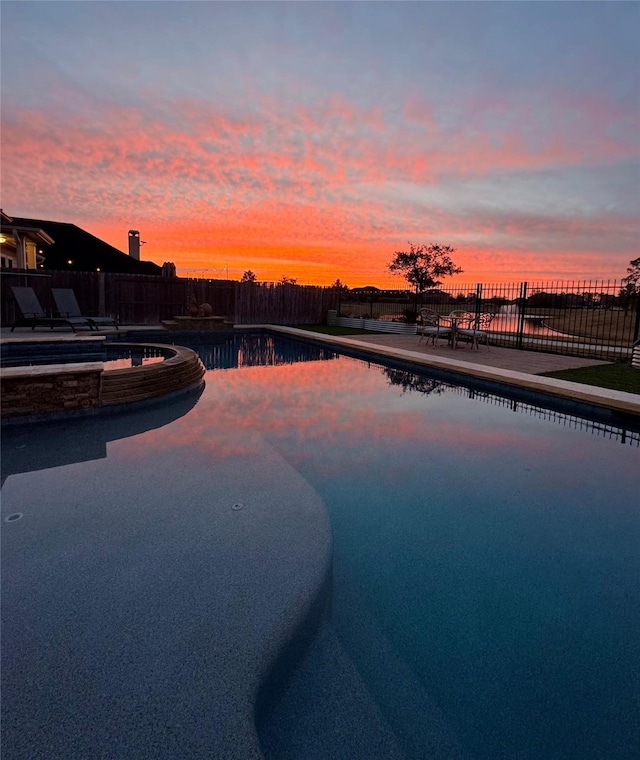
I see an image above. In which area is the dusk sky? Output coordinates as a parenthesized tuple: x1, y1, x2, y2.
(2, 1, 639, 285)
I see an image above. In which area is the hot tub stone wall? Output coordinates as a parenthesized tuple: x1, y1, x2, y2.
(1, 366, 102, 416)
(1, 343, 205, 421)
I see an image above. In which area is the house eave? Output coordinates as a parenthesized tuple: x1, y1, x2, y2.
(0, 226, 55, 246)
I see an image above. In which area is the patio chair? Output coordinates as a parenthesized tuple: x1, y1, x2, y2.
(417, 308, 451, 345)
(52, 288, 119, 331)
(453, 311, 495, 350)
(10, 286, 93, 333)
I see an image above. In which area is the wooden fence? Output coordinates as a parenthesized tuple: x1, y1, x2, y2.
(0, 270, 339, 327)
(234, 282, 336, 324)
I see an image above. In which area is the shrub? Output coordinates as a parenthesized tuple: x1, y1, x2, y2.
(401, 308, 418, 324)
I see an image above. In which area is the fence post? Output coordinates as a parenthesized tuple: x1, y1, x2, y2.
(475, 283, 482, 318)
(633, 293, 640, 344)
(516, 282, 527, 350)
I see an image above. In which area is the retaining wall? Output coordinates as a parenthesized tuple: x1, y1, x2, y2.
(327, 311, 417, 334)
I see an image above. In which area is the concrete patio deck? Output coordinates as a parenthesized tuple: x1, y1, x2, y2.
(331, 331, 613, 374)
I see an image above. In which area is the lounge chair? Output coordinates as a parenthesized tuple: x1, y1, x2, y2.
(10, 287, 93, 333)
(52, 288, 119, 331)
(417, 308, 451, 345)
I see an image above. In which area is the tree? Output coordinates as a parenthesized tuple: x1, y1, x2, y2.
(622, 257, 640, 294)
(619, 257, 640, 314)
(279, 275, 297, 285)
(241, 270, 257, 282)
(388, 243, 462, 294)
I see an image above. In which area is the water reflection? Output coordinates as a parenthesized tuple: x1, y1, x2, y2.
(491, 312, 571, 338)
(383, 367, 448, 397)
(0, 343, 173, 369)
(3, 338, 637, 491)
(381, 366, 640, 447)
(191, 333, 338, 370)
(492, 303, 560, 336)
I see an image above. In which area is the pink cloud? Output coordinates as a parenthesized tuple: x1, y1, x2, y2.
(2, 88, 637, 284)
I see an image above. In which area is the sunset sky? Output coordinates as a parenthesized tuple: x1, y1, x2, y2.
(2, 1, 638, 286)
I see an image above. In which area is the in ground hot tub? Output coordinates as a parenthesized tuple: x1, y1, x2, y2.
(0, 340, 205, 423)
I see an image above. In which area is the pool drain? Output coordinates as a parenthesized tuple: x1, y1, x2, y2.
(232, 502, 244, 511)
(5, 513, 24, 523)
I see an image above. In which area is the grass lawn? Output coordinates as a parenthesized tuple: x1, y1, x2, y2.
(540, 363, 640, 394)
(540, 308, 636, 344)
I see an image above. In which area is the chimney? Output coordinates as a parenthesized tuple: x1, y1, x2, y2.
(128, 230, 140, 260)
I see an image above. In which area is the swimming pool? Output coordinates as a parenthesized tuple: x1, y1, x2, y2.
(2, 334, 638, 759)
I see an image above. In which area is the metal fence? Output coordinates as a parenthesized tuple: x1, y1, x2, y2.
(1, 270, 638, 362)
(338, 280, 640, 361)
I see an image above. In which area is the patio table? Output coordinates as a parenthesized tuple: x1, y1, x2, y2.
(438, 314, 465, 348)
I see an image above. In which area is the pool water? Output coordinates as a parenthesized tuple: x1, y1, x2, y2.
(102, 355, 165, 370)
(2, 334, 638, 759)
(0, 344, 169, 370)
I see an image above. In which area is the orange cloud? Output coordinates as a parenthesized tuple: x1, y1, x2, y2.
(2, 89, 637, 285)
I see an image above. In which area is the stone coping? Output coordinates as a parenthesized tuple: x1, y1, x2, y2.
(0, 361, 104, 378)
(162, 315, 234, 330)
(1, 333, 110, 344)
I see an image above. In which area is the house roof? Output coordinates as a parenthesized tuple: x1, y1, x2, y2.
(0, 211, 55, 247)
(6, 217, 162, 275)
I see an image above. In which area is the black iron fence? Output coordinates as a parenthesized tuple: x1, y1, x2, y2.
(338, 280, 640, 361)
